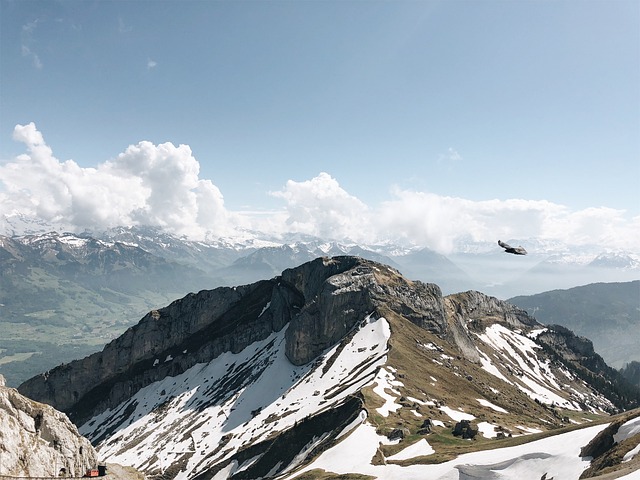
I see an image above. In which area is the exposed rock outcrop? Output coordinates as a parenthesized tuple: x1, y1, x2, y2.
(18, 255, 639, 437)
(443, 289, 536, 363)
(0, 374, 98, 477)
(284, 257, 446, 365)
(452, 419, 479, 439)
(19, 256, 446, 421)
(19, 278, 302, 423)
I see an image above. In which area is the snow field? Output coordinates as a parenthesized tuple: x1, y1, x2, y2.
(387, 439, 435, 460)
(286, 421, 612, 480)
(616, 416, 640, 464)
(81, 314, 391, 480)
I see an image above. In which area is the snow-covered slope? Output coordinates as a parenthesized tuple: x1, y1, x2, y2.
(475, 324, 614, 412)
(18, 257, 640, 479)
(81, 315, 390, 479)
(287, 415, 640, 480)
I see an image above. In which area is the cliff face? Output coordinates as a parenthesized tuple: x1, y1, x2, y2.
(0, 375, 98, 477)
(443, 289, 538, 362)
(20, 255, 636, 427)
(21, 256, 445, 422)
(19, 277, 300, 422)
(284, 257, 446, 365)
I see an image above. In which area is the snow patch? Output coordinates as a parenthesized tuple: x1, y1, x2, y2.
(516, 425, 543, 434)
(477, 421, 499, 438)
(287, 421, 610, 480)
(614, 416, 640, 443)
(440, 406, 475, 422)
(387, 439, 434, 461)
(373, 367, 403, 417)
(477, 398, 508, 413)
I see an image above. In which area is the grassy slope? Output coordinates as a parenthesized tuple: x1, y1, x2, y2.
(297, 307, 640, 477)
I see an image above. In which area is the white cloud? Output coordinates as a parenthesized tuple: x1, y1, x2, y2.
(373, 189, 640, 253)
(1, 123, 638, 254)
(147, 58, 157, 69)
(0, 123, 233, 239)
(270, 173, 373, 242)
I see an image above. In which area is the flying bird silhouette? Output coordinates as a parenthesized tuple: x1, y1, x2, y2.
(498, 240, 527, 255)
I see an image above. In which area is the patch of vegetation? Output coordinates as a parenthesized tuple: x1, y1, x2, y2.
(621, 361, 640, 388)
(292, 470, 375, 480)
(356, 308, 623, 466)
(0, 339, 98, 386)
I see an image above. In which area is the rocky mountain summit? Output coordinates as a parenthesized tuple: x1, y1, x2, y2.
(17, 256, 640, 479)
(0, 374, 98, 477)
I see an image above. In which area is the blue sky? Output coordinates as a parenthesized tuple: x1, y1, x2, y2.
(0, 0, 638, 251)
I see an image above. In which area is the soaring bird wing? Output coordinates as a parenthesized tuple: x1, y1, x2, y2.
(498, 240, 512, 250)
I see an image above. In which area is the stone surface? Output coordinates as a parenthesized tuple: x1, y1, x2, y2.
(0, 383, 98, 477)
(18, 255, 636, 432)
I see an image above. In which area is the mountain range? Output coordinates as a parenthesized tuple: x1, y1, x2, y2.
(1, 226, 638, 387)
(14, 256, 640, 479)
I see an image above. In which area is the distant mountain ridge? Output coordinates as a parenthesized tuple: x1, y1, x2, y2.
(1, 226, 638, 386)
(0, 231, 212, 385)
(17, 257, 640, 479)
(509, 281, 640, 368)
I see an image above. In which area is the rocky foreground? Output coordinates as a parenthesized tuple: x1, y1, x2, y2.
(0, 374, 97, 477)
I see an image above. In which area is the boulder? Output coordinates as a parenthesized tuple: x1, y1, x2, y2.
(0, 382, 98, 477)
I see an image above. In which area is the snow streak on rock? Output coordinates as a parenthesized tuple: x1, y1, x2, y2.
(80, 315, 390, 479)
(475, 324, 612, 411)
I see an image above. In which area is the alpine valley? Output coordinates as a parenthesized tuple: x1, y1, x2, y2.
(11, 256, 640, 479)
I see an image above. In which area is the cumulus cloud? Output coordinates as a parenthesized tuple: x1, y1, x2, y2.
(1, 123, 638, 254)
(0, 123, 232, 239)
(270, 173, 373, 242)
(375, 189, 639, 253)
(147, 58, 157, 69)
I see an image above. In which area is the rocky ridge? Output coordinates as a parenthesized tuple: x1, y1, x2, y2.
(0, 374, 98, 477)
(16, 256, 640, 479)
(19, 257, 447, 423)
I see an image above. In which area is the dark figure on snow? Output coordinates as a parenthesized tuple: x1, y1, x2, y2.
(498, 240, 527, 255)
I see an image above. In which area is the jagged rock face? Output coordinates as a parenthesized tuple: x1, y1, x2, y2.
(446, 290, 536, 330)
(284, 257, 446, 365)
(443, 290, 536, 363)
(0, 375, 97, 477)
(20, 278, 304, 423)
(19, 256, 445, 419)
(537, 324, 598, 361)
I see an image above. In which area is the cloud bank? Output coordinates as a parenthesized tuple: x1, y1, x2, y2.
(1, 123, 232, 239)
(1, 123, 638, 253)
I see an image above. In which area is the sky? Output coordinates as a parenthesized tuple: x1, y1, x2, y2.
(0, 0, 639, 252)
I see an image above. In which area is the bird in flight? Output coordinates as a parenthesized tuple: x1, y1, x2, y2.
(498, 240, 527, 255)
